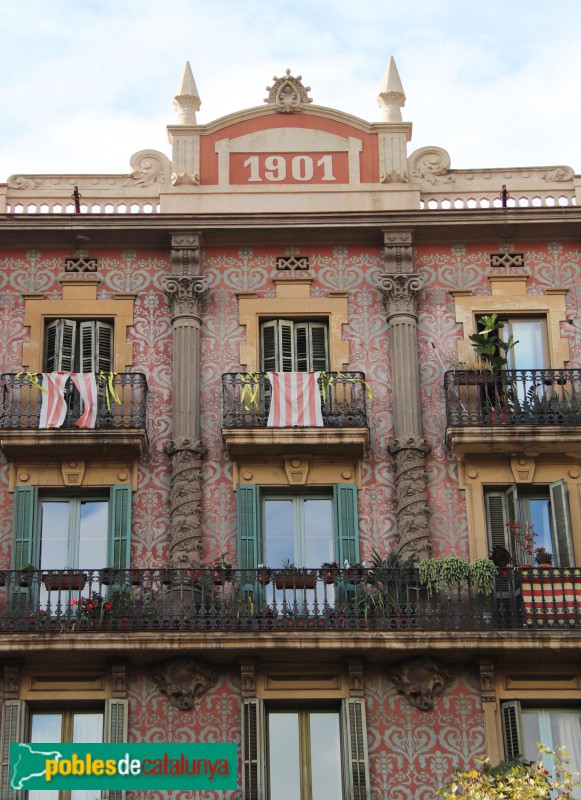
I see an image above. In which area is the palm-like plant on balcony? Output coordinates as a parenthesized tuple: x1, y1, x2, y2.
(468, 314, 517, 370)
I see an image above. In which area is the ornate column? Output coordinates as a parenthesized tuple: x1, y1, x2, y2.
(162, 234, 208, 567)
(378, 230, 431, 561)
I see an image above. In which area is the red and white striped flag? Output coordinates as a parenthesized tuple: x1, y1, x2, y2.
(266, 372, 324, 427)
(39, 372, 69, 429)
(71, 372, 98, 428)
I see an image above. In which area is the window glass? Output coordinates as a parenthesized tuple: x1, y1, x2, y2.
(264, 496, 333, 567)
(521, 709, 581, 799)
(268, 710, 342, 800)
(504, 318, 548, 370)
(40, 498, 108, 569)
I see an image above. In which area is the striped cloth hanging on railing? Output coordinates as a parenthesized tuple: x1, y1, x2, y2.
(266, 372, 324, 427)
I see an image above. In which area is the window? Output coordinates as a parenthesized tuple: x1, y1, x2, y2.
(242, 698, 369, 800)
(0, 698, 128, 799)
(261, 320, 328, 372)
(268, 710, 343, 800)
(237, 484, 359, 571)
(44, 319, 113, 373)
(485, 482, 573, 566)
(500, 317, 549, 370)
(502, 702, 581, 799)
(29, 709, 103, 800)
(12, 485, 131, 572)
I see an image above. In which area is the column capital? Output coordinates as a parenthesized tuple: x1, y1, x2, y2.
(171, 232, 203, 275)
(378, 273, 423, 318)
(382, 229, 413, 273)
(162, 274, 208, 320)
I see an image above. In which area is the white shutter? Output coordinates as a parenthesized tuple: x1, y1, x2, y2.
(342, 698, 370, 800)
(0, 700, 30, 800)
(44, 319, 76, 371)
(96, 321, 114, 373)
(261, 321, 278, 372)
(79, 320, 96, 373)
(279, 321, 294, 372)
(242, 698, 265, 800)
(295, 323, 309, 372)
(309, 322, 329, 371)
(501, 700, 523, 760)
(550, 480, 574, 567)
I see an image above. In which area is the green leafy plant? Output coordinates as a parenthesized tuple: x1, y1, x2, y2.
(469, 557, 498, 596)
(439, 557, 471, 597)
(468, 314, 518, 370)
(418, 558, 441, 597)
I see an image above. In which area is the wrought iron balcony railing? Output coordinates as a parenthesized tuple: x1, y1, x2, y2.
(1, 567, 580, 633)
(445, 368, 581, 427)
(0, 372, 147, 430)
(222, 372, 368, 428)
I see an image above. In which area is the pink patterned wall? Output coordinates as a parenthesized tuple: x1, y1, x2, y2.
(2, 239, 581, 795)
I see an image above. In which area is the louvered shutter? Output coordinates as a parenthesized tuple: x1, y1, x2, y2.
(79, 320, 96, 373)
(550, 480, 574, 567)
(108, 486, 131, 569)
(309, 323, 329, 371)
(261, 321, 278, 372)
(0, 700, 30, 800)
(242, 698, 265, 800)
(237, 485, 260, 569)
(44, 319, 76, 371)
(485, 492, 510, 552)
(279, 321, 294, 372)
(501, 700, 523, 759)
(11, 487, 39, 570)
(334, 485, 359, 568)
(96, 321, 114, 373)
(104, 699, 128, 800)
(342, 698, 370, 800)
(295, 323, 309, 372)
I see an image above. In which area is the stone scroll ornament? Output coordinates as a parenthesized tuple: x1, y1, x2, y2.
(152, 658, 216, 711)
(387, 657, 451, 711)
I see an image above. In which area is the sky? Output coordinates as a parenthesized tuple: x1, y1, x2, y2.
(0, 0, 580, 181)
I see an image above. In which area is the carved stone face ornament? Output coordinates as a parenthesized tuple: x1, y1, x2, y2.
(152, 658, 216, 711)
(387, 657, 451, 711)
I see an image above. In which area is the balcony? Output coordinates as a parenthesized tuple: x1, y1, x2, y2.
(221, 371, 369, 457)
(2, 566, 581, 635)
(444, 368, 581, 456)
(0, 372, 148, 458)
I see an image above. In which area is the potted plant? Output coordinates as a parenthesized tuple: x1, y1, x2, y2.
(210, 553, 233, 584)
(469, 557, 498, 596)
(257, 564, 272, 585)
(489, 545, 512, 579)
(535, 547, 553, 567)
(419, 556, 472, 598)
(344, 559, 367, 584)
(19, 563, 36, 587)
(468, 314, 517, 371)
(318, 560, 340, 584)
(43, 567, 87, 592)
(506, 521, 537, 567)
(275, 559, 315, 590)
(360, 550, 416, 625)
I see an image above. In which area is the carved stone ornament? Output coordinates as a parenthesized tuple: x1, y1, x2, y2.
(152, 658, 216, 711)
(542, 166, 574, 182)
(171, 234, 201, 275)
(3, 664, 20, 699)
(171, 171, 200, 186)
(240, 663, 256, 698)
(387, 657, 451, 711)
(264, 69, 313, 113)
(347, 659, 365, 697)
(408, 146, 454, 185)
(383, 230, 413, 274)
(490, 252, 525, 270)
(388, 437, 431, 562)
(479, 660, 496, 704)
(6, 175, 42, 189)
(166, 438, 206, 568)
(162, 275, 208, 320)
(378, 274, 423, 319)
(111, 663, 128, 698)
(125, 149, 172, 187)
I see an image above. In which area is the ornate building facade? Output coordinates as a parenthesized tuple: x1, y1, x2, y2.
(0, 58, 581, 799)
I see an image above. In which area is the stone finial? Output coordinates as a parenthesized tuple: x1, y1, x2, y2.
(173, 61, 201, 125)
(377, 56, 406, 122)
(264, 69, 313, 113)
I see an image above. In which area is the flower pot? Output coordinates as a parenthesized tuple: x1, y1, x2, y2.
(43, 572, 87, 592)
(257, 569, 272, 586)
(214, 567, 233, 584)
(347, 568, 365, 584)
(321, 569, 338, 585)
(275, 573, 316, 590)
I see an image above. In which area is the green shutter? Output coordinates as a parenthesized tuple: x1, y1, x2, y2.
(108, 486, 132, 569)
(237, 485, 260, 569)
(342, 698, 370, 800)
(1, 700, 30, 800)
(501, 700, 523, 759)
(334, 484, 359, 567)
(550, 480, 574, 568)
(104, 699, 128, 800)
(242, 698, 265, 800)
(11, 487, 39, 570)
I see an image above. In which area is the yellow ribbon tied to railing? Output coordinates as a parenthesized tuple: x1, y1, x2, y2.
(98, 372, 121, 411)
(237, 372, 263, 411)
(318, 371, 372, 404)
(16, 372, 48, 394)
